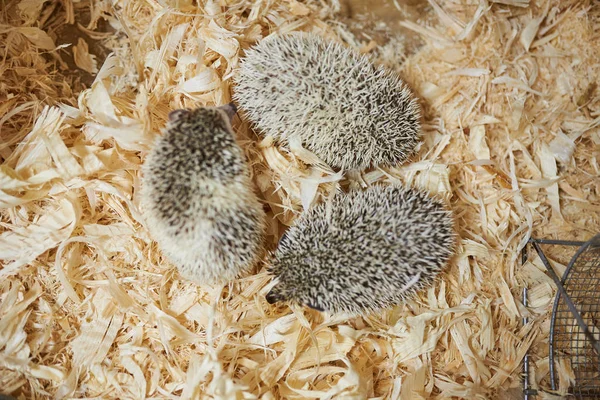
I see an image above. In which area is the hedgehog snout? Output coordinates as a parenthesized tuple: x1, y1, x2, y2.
(265, 288, 283, 304)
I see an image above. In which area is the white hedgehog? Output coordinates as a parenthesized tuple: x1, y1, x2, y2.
(140, 105, 266, 285)
(266, 185, 456, 315)
(234, 32, 421, 170)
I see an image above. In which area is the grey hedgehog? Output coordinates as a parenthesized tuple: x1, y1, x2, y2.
(140, 105, 266, 285)
(233, 32, 421, 170)
(266, 185, 456, 315)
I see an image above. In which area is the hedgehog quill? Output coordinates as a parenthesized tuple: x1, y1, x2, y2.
(140, 105, 266, 285)
(266, 185, 456, 315)
(234, 32, 421, 170)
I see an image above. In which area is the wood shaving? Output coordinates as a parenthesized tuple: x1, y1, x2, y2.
(72, 38, 98, 74)
(1, 0, 599, 398)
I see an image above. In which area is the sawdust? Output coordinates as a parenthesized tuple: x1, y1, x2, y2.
(1, 0, 599, 398)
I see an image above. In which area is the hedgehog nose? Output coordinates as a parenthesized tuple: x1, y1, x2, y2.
(265, 290, 280, 304)
(218, 102, 237, 121)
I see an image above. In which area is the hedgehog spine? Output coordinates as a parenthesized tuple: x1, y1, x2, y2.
(141, 105, 266, 285)
(266, 185, 456, 315)
(234, 32, 421, 170)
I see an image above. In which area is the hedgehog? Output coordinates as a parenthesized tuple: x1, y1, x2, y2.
(233, 32, 421, 171)
(140, 105, 266, 285)
(265, 185, 456, 315)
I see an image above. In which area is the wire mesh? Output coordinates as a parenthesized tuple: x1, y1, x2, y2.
(548, 234, 600, 399)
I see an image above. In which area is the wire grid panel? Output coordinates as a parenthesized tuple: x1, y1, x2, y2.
(550, 239, 600, 399)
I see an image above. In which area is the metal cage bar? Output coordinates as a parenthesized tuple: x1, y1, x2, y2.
(522, 234, 600, 399)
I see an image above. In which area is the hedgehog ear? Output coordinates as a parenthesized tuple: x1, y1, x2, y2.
(217, 102, 237, 121)
(168, 109, 190, 122)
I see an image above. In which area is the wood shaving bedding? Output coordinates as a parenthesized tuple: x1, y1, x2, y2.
(1, 0, 599, 398)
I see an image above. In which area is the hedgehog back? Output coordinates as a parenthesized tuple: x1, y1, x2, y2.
(141, 108, 265, 284)
(269, 185, 455, 314)
(234, 33, 421, 170)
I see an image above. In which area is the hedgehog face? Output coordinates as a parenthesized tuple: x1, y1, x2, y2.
(265, 280, 325, 312)
(266, 245, 336, 312)
(265, 287, 283, 304)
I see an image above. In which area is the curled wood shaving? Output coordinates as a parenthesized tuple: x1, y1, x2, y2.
(1, 0, 599, 398)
